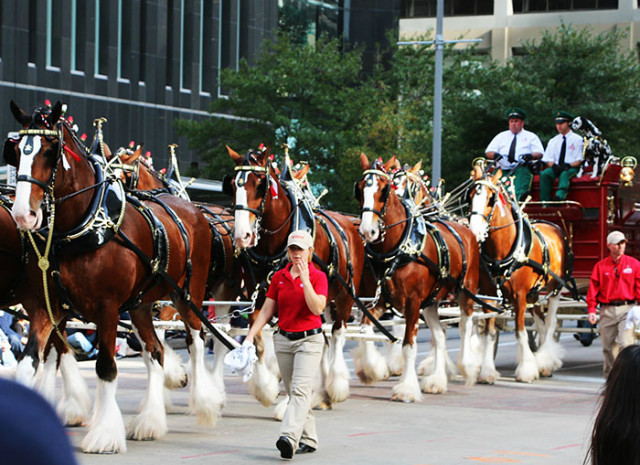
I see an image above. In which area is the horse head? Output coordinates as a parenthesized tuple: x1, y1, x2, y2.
(8, 101, 88, 231)
(355, 152, 398, 243)
(468, 165, 505, 244)
(227, 144, 277, 249)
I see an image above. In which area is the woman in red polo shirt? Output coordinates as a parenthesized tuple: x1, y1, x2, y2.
(244, 230, 328, 460)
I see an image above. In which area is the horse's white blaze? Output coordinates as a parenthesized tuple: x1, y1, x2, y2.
(81, 379, 127, 453)
(12, 136, 43, 230)
(233, 181, 254, 248)
(359, 176, 380, 243)
(469, 186, 489, 243)
(57, 351, 92, 426)
(127, 354, 168, 440)
(186, 326, 222, 427)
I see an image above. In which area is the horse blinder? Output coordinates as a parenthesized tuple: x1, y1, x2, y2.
(3, 137, 18, 167)
(353, 181, 362, 202)
(222, 174, 235, 197)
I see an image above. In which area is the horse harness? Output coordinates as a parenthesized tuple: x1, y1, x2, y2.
(11, 116, 236, 350)
(471, 178, 581, 303)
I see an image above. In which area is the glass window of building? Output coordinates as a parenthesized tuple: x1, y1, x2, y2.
(200, 0, 214, 95)
(402, 0, 493, 17)
(180, 0, 194, 91)
(72, 0, 88, 72)
(96, 0, 110, 76)
(28, 0, 38, 64)
(118, 0, 132, 81)
(47, 0, 63, 68)
(513, 0, 618, 12)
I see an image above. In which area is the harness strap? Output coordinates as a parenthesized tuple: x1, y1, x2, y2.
(312, 254, 398, 343)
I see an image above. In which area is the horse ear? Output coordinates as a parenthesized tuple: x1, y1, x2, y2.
(298, 164, 310, 178)
(491, 168, 502, 184)
(359, 152, 370, 170)
(130, 145, 144, 163)
(411, 160, 422, 174)
(103, 143, 112, 159)
(384, 155, 397, 172)
(49, 101, 64, 125)
(226, 145, 243, 165)
(10, 101, 30, 126)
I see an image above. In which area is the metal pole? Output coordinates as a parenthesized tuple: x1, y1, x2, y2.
(432, 0, 444, 185)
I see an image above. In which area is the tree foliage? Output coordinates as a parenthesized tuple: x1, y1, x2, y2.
(175, 23, 640, 211)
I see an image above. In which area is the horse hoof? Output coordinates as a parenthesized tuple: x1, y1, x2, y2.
(313, 403, 332, 411)
(477, 377, 496, 385)
(391, 394, 415, 403)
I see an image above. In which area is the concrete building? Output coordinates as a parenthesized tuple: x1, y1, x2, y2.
(0, 0, 278, 172)
(400, 0, 640, 62)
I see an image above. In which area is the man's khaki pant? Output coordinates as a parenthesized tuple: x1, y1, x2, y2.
(599, 304, 636, 377)
(274, 332, 324, 450)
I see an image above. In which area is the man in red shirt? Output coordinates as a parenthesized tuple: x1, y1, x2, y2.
(587, 230, 640, 376)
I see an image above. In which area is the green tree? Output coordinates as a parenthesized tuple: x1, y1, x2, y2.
(174, 34, 379, 211)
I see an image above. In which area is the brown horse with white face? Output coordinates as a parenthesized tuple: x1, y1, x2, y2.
(227, 146, 364, 409)
(355, 154, 482, 400)
(469, 164, 569, 382)
(115, 144, 240, 403)
(8, 101, 216, 453)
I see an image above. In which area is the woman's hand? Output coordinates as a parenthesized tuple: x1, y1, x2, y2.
(292, 256, 310, 283)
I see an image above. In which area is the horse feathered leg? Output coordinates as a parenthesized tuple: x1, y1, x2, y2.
(514, 296, 539, 383)
(478, 317, 500, 384)
(326, 325, 350, 404)
(392, 305, 423, 402)
(126, 317, 168, 441)
(184, 325, 223, 426)
(81, 323, 127, 454)
(384, 320, 405, 376)
(420, 305, 449, 394)
(457, 309, 482, 386)
(535, 293, 565, 377)
(352, 324, 389, 384)
(248, 331, 280, 407)
(57, 350, 92, 427)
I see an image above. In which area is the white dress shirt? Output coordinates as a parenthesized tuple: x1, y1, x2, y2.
(485, 129, 544, 170)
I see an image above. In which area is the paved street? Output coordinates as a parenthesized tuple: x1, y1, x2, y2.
(61, 323, 607, 465)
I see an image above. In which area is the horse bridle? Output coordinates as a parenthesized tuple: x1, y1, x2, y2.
(469, 179, 500, 224)
(233, 163, 270, 218)
(359, 168, 392, 220)
(14, 127, 63, 195)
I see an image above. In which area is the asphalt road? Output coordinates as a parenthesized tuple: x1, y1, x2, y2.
(67, 324, 605, 465)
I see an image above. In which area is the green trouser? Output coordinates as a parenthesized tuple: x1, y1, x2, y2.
(539, 166, 579, 201)
(503, 167, 533, 202)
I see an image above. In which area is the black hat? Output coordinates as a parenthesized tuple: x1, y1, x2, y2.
(505, 107, 527, 120)
(554, 110, 574, 123)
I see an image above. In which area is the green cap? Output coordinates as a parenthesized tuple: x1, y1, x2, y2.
(554, 110, 574, 123)
(505, 107, 527, 120)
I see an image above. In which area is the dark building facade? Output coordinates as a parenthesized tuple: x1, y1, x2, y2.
(0, 0, 278, 171)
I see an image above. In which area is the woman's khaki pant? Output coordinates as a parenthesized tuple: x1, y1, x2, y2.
(274, 332, 324, 450)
